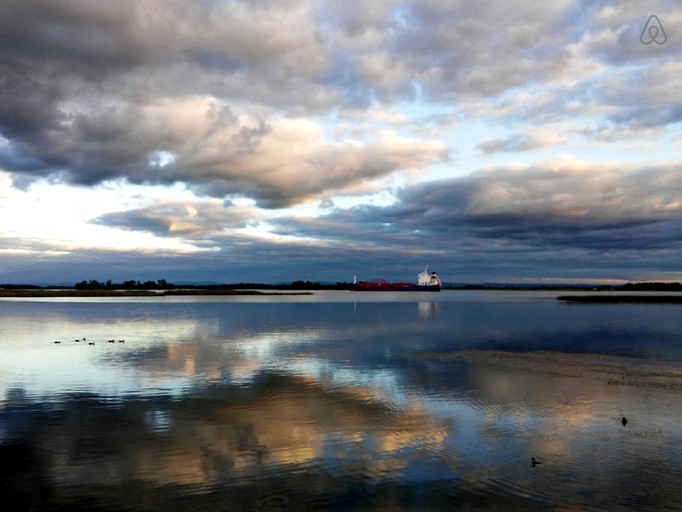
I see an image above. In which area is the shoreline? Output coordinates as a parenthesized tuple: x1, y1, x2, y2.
(2, 288, 681, 299)
(557, 295, 682, 303)
(0, 289, 312, 297)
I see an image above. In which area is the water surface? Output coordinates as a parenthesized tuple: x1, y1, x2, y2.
(1, 291, 680, 510)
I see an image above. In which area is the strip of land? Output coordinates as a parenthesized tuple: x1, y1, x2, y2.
(0, 289, 311, 297)
(557, 295, 682, 303)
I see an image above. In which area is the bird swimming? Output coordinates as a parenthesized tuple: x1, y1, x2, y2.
(622, 416, 628, 426)
(531, 457, 542, 467)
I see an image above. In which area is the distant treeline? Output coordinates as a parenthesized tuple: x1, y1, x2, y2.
(73, 279, 354, 290)
(446, 284, 608, 291)
(447, 282, 682, 291)
(202, 281, 355, 290)
(74, 279, 174, 290)
(558, 295, 682, 303)
(621, 282, 682, 291)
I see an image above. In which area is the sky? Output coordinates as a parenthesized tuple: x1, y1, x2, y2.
(0, 0, 680, 285)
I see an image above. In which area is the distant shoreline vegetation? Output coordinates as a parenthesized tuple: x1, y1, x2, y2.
(447, 282, 682, 292)
(0, 288, 312, 297)
(557, 295, 682, 303)
(0, 280, 680, 297)
(0, 279, 325, 297)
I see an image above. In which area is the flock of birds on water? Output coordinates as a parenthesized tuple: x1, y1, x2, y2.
(531, 416, 628, 467)
(53, 337, 125, 345)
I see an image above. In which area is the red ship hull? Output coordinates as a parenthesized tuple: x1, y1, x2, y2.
(351, 280, 441, 292)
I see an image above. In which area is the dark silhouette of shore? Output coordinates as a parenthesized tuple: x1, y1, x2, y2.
(557, 295, 682, 303)
(0, 280, 679, 297)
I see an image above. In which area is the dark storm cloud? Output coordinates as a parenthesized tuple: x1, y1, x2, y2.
(3, 154, 680, 284)
(0, 232, 390, 285)
(384, 161, 682, 249)
(262, 159, 682, 280)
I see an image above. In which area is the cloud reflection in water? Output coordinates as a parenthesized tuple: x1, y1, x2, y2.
(0, 297, 680, 509)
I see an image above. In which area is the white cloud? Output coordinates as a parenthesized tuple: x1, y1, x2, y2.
(0, 173, 205, 252)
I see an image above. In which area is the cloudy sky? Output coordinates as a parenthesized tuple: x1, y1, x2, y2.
(0, 0, 680, 285)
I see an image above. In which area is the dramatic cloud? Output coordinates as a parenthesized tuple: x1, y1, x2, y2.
(0, 0, 452, 205)
(258, 158, 682, 280)
(381, 159, 682, 249)
(0, 0, 680, 283)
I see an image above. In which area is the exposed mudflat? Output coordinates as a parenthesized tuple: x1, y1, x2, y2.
(411, 350, 682, 391)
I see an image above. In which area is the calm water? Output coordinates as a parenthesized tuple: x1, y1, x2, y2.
(1, 290, 680, 510)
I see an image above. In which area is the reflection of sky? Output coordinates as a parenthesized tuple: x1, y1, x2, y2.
(2, 294, 681, 403)
(0, 309, 202, 401)
(1, 295, 681, 509)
